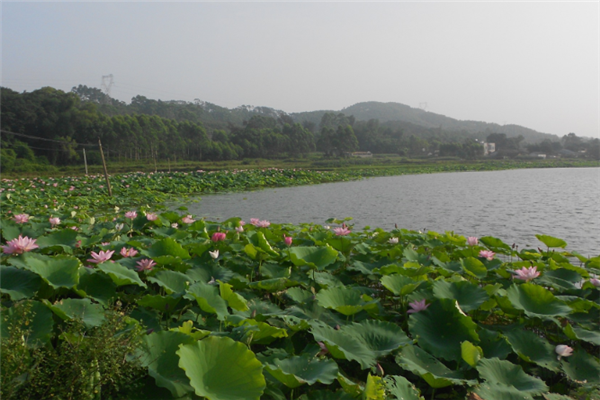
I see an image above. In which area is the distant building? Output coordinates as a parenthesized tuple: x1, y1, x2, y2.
(483, 143, 495, 156)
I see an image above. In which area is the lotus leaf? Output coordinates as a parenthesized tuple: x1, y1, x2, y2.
(148, 270, 191, 294)
(408, 298, 479, 362)
(506, 283, 571, 318)
(384, 375, 425, 400)
(0, 265, 42, 300)
(98, 262, 147, 288)
(185, 281, 229, 321)
(264, 355, 338, 388)
(44, 298, 105, 328)
(503, 328, 560, 371)
(140, 330, 195, 398)
(476, 357, 549, 395)
(363, 373, 386, 400)
(75, 268, 117, 306)
(432, 280, 489, 312)
(146, 237, 191, 259)
(289, 245, 338, 270)
(536, 234, 567, 249)
(177, 336, 266, 400)
(395, 345, 475, 388)
(560, 347, 600, 384)
(316, 286, 373, 316)
(10, 252, 80, 289)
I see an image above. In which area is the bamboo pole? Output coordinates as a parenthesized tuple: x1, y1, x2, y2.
(98, 139, 112, 197)
(82, 148, 88, 175)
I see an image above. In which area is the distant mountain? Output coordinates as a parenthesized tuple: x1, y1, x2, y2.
(291, 101, 559, 143)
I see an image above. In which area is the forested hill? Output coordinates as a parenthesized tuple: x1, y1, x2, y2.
(291, 101, 559, 143)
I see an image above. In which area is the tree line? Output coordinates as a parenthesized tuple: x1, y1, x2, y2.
(2, 86, 598, 172)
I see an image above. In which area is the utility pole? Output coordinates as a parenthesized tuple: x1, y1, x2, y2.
(98, 139, 112, 196)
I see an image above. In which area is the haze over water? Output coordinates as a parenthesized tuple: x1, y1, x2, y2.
(187, 168, 599, 256)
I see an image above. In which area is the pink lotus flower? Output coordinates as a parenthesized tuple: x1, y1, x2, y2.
(87, 250, 115, 264)
(235, 226, 244, 233)
(479, 250, 495, 260)
(125, 211, 137, 220)
(317, 341, 329, 356)
(211, 232, 226, 242)
(407, 299, 430, 314)
(146, 212, 158, 221)
(120, 247, 139, 257)
(181, 215, 195, 224)
(467, 237, 478, 246)
(513, 266, 540, 282)
(2, 235, 39, 254)
(590, 277, 600, 287)
(555, 344, 573, 360)
(333, 227, 351, 236)
(284, 236, 293, 246)
(136, 258, 156, 271)
(14, 214, 29, 224)
(49, 217, 60, 227)
(250, 218, 271, 228)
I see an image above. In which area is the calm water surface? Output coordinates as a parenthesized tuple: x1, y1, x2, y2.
(184, 168, 599, 256)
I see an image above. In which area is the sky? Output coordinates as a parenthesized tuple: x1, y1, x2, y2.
(2, 1, 599, 139)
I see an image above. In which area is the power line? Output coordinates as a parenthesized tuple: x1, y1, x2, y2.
(0, 129, 98, 147)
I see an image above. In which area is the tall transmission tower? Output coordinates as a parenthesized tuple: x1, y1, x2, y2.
(101, 74, 114, 103)
(418, 102, 428, 111)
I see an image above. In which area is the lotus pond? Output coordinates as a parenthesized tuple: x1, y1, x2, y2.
(1, 170, 599, 400)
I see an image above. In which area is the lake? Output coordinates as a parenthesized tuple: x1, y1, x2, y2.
(184, 167, 600, 256)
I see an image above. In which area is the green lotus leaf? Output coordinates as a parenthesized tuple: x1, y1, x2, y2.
(384, 375, 425, 400)
(219, 281, 249, 311)
(140, 330, 195, 398)
(35, 228, 78, 250)
(10, 252, 80, 289)
(461, 341, 483, 367)
(395, 345, 475, 388)
(563, 323, 600, 346)
(97, 262, 147, 288)
(503, 329, 560, 371)
(285, 287, 314, 304)
(264, 355, 338, 388)
(536, 234, 567, 249)
(310, 321, 377, 369)
(256, 231, 279, 257)
(1, 300, 53, 347)
(145, 237, 190, 259)
(461, 257, 488, 279)
(170, 320, 211, 341)
(560, 347, 600, 384)
(543, 394, 578, 400)
(380, 275, 423, 296)
(337, 373, 363, 397)
(475, 382, 535, 400)
(311, 271, 344, 288)
(408, 298, 479, 362)
(342, 320, 411, 358)
(316, 286, 370, 316)
(44, 298, 105, 328)
(476, 357, 549, 394)
(137, 294, 182, 312)
(0, 265, 42, 300)
(479, 236, 512, 251)
(289, 245, 338, 270)
(236, 319, 288, 344)
(364, 373, 386, 400)
(148, 270, 190, 294)
(248, 277, 299, 293)
(478, 328, 513, 360)
(506, 283, 571, 318)
(75, 268, 117, 306)
(177, 336, 266, 400)
(185, 281, 229, 321)
(432, 280, 490, 312)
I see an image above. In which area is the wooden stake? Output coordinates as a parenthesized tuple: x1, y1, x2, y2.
(98, 139, 112, 196)
(82, 148, 88, 175)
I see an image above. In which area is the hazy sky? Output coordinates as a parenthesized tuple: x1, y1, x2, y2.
(2, 1, 598, 138)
